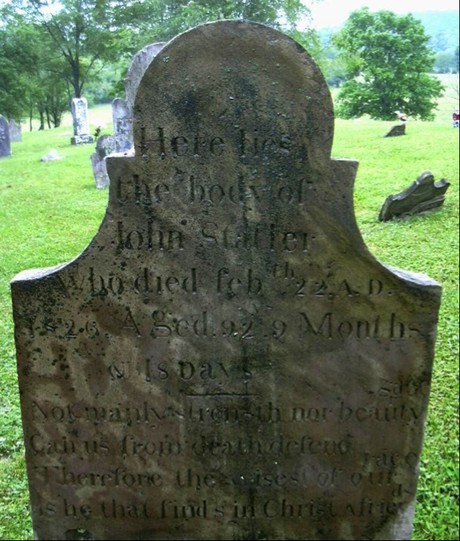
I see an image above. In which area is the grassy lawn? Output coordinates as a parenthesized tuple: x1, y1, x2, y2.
(0, 90, 458, 539)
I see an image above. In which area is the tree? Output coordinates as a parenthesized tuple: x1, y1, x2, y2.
(0, 18, 38, 120)
(1, 0, 320, 121)
(3, 0, 145, 98)
(4, 0, 312, 100)
(0, 12, 69, 129)
(333, 8, 444, 120)
(434, 51, 457, 74)
(133, 0, 310, 43)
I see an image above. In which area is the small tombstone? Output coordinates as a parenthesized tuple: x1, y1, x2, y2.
(112, 42, 165, 153)
(385, 124, 406, 137)
(9, 119, 22, 142)
(90, 135, 116, 189)
(379, 171, 450, 221)
(70, 97, 94, 145)
(40, 149, 63, 162)
(0, 115, 11, 158)
(11, 22, 441, 541)
(112, 98, 132, 153)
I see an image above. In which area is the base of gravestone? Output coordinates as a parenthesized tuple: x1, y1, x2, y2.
(70, 134, 95, 145)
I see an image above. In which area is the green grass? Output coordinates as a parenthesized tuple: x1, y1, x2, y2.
(0, 95, 458, 539)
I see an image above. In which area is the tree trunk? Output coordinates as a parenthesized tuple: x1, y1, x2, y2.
(46, 108, 52, 130)
(38, 108, 45, 131)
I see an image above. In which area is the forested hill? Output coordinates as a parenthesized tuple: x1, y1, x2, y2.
(318, 10, 459, 53)
(414, 11, 459, 52)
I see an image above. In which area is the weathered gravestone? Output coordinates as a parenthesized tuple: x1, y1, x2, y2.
(379, 171, 450, 221)
(125, 42, 166, 108)
(91, 135, 116, 189)
(0, 114, 11, 158)
(113, 42, 165, 153)
(112, 98, 133, 153)
(11, 21, 441, 541)
(40, 149, 63, 162)
(71, 97, 94, 145)
(384, 124, 406, 137)
(93, 44, 165, 185)
(9, 119, 22, 142)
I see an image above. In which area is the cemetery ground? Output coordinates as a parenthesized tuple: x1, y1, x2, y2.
(0, 94, 458, 540)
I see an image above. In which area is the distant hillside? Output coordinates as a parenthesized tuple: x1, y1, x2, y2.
(413, 11, 459, 52)
(318, 10, 459, 53)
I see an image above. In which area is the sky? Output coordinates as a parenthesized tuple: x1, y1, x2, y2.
(306, 0, 460, 29)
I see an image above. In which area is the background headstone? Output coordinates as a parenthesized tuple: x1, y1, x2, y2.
(124, 42, 165, 108)
(12, 21, 441, 541)
(379, 171, 450, 221)
(112, 42, 165, 153)
(112, 98, 132, 153)
(95, 44, 166, 184)
(90, 135, 116, 188)
(40, 149, 63, 162)
(93, 41, 166, 182)
(0, 115, 11, 158)
(385, 124, 406, 137)
(70, 97, 94, 145)
(9, 119, 22, 142)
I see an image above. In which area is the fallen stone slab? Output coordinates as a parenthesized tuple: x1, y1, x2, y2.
(379, 171, 450, 221)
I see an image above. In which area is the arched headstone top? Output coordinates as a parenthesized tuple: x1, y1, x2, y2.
(111, 42, 166, 156)
(125, 41, 166, 109)
(133, 21, 334, 164)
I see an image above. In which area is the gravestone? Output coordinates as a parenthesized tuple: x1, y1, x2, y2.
(112, 98, 132, 153)
(112, 42, 165, 153)
(384, 124, 406, 137)
(379, 171, 450, 221)
(11, 21, 441, 541)
(40, 149, 63, 162)
(0, 115, 11, 158)
(90, 135, 116, 189)
(70, 97, 94, 145)
(124, 42, 165, 108)
(9, 119, 22, 142)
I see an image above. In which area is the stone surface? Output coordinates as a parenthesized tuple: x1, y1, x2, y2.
(12, 21, 441, 541)
(379, 171, 450, 221)
(70, 97, 94, 145)
(384, 124, 406, 137)
(0, 115, 11, 158)
(91, 135, 116, 189)
(9, 119, 22, 142)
